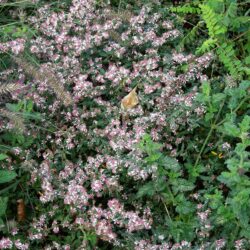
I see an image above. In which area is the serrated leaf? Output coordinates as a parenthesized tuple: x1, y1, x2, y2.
(0, 170, 17, 184)
(163, 156, 181, 171)
(136, 182, 155, 198)
(212, 93, 226, 103)
(172, 178, 195, 193)
(239, 116, 250, 133)
(205, 112, 214, 122)
(239, 80, 250, 90)
(145, 152, 162, 163)
(223, 122, 241, 137)
(176, 200, 195, 214)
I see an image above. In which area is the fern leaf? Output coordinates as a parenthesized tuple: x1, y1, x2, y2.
(170, 5, 201, 14)
(196, 38, 217, 54)
(217, 42, 243, 79)
(199, 4, 227, 38)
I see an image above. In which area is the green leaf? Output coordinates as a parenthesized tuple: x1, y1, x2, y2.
(145, 152, 162, 163)
(205, 112, 215, 122)
(212, 93, 226, 104)
(202, 82, 211, 97)
(0, 197, 8, 216)
(205, 190, 223, 209)
(218, 171, 241, 186)
(163, 156, 181, 171)
(234, 143, 247, 157)
(186, 163, 205, 180)
(86, 232, 97, 247)
(223, 122, 241, 137)
(240, 224, 250, 238)
(26, 100, 33, 112)
(136, 182, 155, 198)
(175, 194, 196, 214)
(176, 200, 195, 214)
(239, 116, 250, 133)
(6, 103, 20, 112)
(171, 178, 195, 193)
(0, 170, 17, 184)
(155, 178, 167, 192)
(0, 154, 8, 161)
(0, 218, 4, 226)
(239, 80, 250, 91)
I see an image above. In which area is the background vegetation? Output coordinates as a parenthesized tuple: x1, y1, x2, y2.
(0, 0, 249, 249)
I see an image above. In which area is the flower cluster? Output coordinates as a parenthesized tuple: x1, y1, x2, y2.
(0, 38, 25, 55)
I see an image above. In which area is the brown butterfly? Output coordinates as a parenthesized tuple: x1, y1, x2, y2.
(121, 87, 139, 111)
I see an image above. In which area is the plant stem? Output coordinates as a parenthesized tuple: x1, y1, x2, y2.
(0, 144, 13, 150)
(0, 0, 33, 7)
(194, 99, 225, 168)
(216, 96, 249, 127)
(194, 93, 249, 168)
(162, 200, 172, 221)
(0, 22, 20, 28)
(194, 125, 214, 168)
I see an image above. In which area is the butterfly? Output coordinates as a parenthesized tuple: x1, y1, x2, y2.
(121, 86, 139, 111)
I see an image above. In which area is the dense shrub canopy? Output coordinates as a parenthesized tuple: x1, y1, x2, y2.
(0, 0, 249, 250)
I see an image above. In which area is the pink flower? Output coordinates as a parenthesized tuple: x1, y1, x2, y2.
(91, 180, 103, 193)
(215, 239, 226, 250)
(0, 238, 12, 249)
(64, 181, 89, 208)
(14, 240, 29, 250)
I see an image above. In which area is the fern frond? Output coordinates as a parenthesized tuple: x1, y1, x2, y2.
(170, 5, 201, 14)
(199, 4, 227, 38)
(13, 56, 73, 106)
(196, 38, 217, 54)
(217, 42, 243, 79)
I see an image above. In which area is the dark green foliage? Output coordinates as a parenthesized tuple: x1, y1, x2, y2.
(193, 78, 250, 247)
(0, 170, 17, 184)
(135, 134, 198, 242)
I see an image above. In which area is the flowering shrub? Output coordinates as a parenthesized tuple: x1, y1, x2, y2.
(0, 0, 249, 249)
